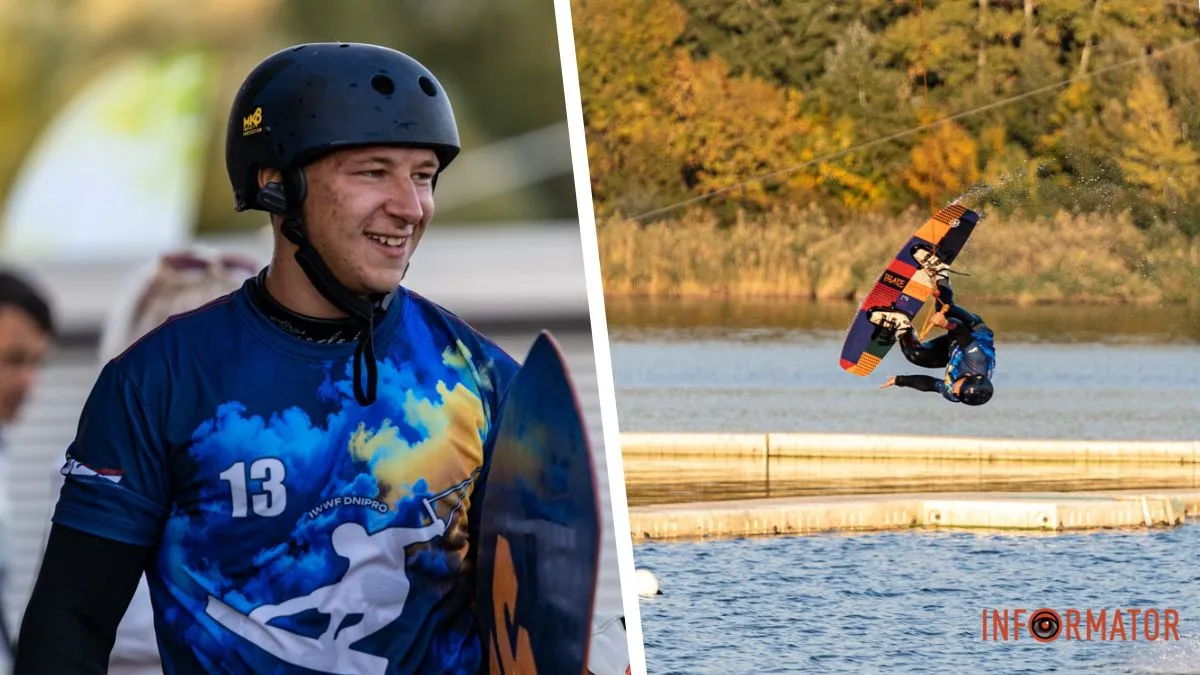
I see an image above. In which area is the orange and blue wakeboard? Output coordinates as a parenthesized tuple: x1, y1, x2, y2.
(839, 203, 979, 376)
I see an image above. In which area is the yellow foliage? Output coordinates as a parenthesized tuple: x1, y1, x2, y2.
(659, 52, 813, 207)
(574, 0, 691, 214)
(1102, 70, 1200, 207)
(981, 123, 1006, 157)
(574, 0, 880, 216)
(902, 120, 981, 204)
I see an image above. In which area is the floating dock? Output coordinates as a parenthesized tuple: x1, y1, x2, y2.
(620, 432, 1200, 463)
(628, 489, 1200, 541)
(620, 433, 1200, 541)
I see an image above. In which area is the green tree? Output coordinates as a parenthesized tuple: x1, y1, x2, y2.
(675, 0, 900, 88)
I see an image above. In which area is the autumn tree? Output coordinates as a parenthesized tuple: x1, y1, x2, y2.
(1099, 69, 1200, 230)
(903, 120, 981, 205)
(574, 0, 1200, 233)
(573, 0, 692, 216)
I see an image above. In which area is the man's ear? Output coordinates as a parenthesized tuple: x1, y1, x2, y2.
(256, 166, 292, 215)
(258, 166, 283, 190)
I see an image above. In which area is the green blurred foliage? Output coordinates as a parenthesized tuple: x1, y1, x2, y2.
(0, 0, 577, 234)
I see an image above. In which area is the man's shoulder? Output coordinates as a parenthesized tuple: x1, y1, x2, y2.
(107, 291, 242, 374)
(400, 288, 519, 369)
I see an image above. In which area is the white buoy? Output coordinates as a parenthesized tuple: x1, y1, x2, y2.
(633, 568, 661, 597)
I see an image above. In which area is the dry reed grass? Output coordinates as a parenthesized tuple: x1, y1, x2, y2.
(597, 205, 1200, 305)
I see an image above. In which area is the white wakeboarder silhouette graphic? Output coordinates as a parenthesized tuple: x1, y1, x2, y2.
(205, 485, 469, 675)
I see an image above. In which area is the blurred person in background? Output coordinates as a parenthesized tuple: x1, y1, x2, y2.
(17, 42, 525, 674)
(36, 250, 260, 675)
(0, 271, 53, 430)
(0, 270, 54, 665)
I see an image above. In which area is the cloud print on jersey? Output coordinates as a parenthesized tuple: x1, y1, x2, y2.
(156, 341, 495, 673)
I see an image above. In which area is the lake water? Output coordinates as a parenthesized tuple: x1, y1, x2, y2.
(607, 298, 1200, 441)
(607, 298, 1200, 673)
(634, 524, 1200, 674)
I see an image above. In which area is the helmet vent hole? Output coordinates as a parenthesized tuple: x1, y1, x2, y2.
(371, 74, 395, 96)
(338, 43, 349, 48)
(418, 76, 437, 97)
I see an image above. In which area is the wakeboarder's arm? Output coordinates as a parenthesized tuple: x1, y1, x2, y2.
(946, 319, 975, 349)
(892, 375, 941, 393)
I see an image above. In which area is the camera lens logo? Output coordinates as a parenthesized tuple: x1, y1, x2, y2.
(1029, 608, 1062, 642)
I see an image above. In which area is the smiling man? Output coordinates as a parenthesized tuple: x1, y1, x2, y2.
(18, 43, 521, 674)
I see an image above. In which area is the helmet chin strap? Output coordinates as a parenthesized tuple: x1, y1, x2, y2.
(273, 168, 388, 406)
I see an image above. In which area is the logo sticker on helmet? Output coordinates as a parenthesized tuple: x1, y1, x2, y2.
(242, 107, 264, 136)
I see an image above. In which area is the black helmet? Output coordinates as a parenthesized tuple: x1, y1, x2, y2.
(225, 41, 460, 212)
(958, 374, 994, 406)
(224, 42, 461, 407)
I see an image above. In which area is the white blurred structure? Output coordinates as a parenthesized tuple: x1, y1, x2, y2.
(0, 221, 627, 664)
(23, 220, 592, 336)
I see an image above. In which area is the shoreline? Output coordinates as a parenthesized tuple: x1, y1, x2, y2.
(602, 292, 1199, 306)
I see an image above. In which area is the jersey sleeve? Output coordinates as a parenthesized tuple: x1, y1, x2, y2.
(52, 361, 170, 547)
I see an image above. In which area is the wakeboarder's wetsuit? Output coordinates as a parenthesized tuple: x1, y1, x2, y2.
(891, 283, 996, 403)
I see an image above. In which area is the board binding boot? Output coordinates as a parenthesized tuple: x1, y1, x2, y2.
(912, 246, 952, 283)
(868, 309, 913, 337)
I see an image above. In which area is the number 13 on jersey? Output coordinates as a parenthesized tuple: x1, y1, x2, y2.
(219, 458, 288, 517)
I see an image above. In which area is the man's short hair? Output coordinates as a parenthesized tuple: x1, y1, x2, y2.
(0, 269, 54, 336)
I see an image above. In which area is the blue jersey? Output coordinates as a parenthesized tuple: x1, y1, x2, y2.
(53, 282, 520, 674)
(939, 324, 996, 403)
